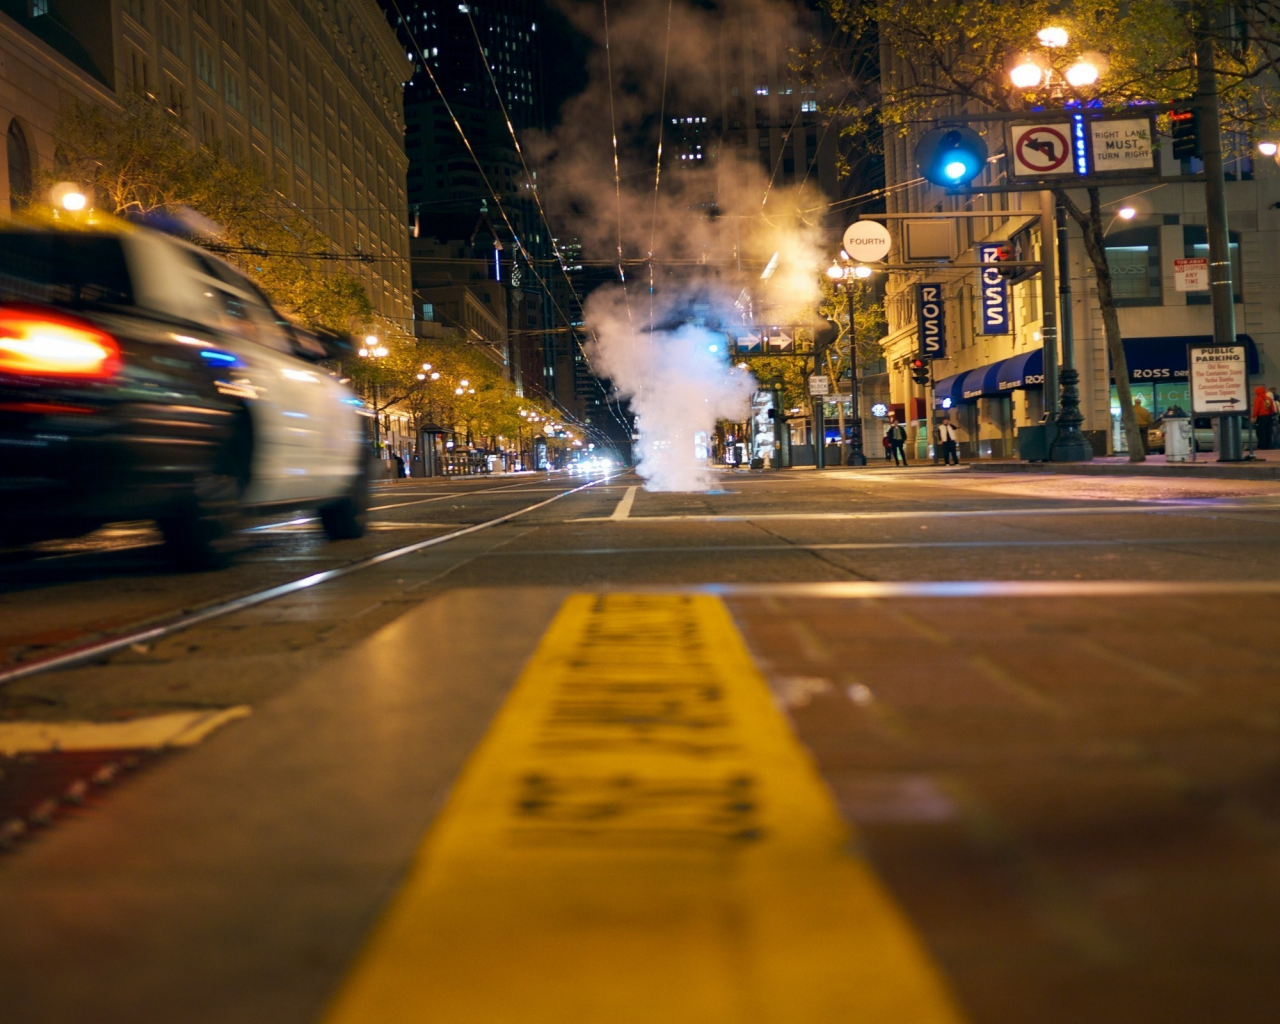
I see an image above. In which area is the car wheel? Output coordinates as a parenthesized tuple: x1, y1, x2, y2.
(159, 421, 250, 571)
(318, 456, 370, 541)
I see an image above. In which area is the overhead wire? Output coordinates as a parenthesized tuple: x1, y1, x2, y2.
(601, 0, 634, 325)
(386, 0, 620, 442)
(647, 0, 676, 333)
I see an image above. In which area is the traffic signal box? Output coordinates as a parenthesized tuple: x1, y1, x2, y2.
(909, 357, 931, 385)
(1170, 107, 1202, 160)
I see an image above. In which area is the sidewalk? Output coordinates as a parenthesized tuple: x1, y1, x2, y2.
(974, 452, 1280, 480)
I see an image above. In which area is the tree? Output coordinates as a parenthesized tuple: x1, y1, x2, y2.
(814, 0, 1280, 461)
(40, 94, 372, 337)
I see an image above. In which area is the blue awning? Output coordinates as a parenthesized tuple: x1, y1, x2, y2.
(1118, 335, 1258, 382)
(997, 349, 1044, 391)
(960, 362, 1002, 400)
(933, 372, 962, 406)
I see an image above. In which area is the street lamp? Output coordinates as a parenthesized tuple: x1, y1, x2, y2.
(1258, 141, 1279, 157)
(826, 260, 872, 467)
(1117, 206, 1137, 220)
(359, 338, 388, 454)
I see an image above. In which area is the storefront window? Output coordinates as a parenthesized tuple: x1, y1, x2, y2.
(1104, 227, 1161, 306)
(1183, 226, 1241, 305)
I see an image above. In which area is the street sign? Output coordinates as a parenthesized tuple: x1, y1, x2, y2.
(1011, 123, 1074, 177)
(1174, 257, 1209, 291)
(916, 283, 946, 358)
(808, 375, 831, 397)
(1089, 117, 1155, 173)
(1189, 344, 1248, 416)
(842, 220, 892, 262)
(977, 243, 1010, 334)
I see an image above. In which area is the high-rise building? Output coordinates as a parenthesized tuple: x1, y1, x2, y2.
(0, 0, 413, 328)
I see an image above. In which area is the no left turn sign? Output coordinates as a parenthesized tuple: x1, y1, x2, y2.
(1011, 123, 1075, 177)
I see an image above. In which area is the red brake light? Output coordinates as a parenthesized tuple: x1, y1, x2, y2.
(0, 306, 120, 379)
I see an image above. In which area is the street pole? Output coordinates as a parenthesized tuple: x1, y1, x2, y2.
(1038, 190, 1060, 423)
(1050, 200, 1094, 460)
(1197, 15, 1244, 461)
(845, 283, 868, 465)
(812, 395, 825, 469)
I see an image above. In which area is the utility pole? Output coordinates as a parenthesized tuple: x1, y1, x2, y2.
(1038, 190, 1059, 422)
(845, 283, 868, 465)
(1197, 13, 1244, 461)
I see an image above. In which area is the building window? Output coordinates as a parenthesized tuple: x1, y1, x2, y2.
(164, 76, 187, 118)
(224, 69, 242, 112)
(248, 91, 266, 132)
(161, 6, 185, 58)
(193, 0, 211, 24)
(1104, 226, 1161, 306)
(1183, 225, 1242, 305)
(129, 49, 152, 95)
(7, 120, 31, 209)
(195, 40, 217, 88)
(123, 0, 146, 23)
(30, 1, 50, 16)
(271, 116, 286, 154)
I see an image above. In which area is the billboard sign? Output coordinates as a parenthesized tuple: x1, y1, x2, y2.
(916, 283, 946, 358)
(977, 243, 1010, 334)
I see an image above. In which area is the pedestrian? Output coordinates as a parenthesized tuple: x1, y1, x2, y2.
(1133, 396, 1152, 454)
(937, 417, 960, 465)
(1253, 385, 1276, 449)
(882, 431, 892, 461)
(887, 419, 909, 466)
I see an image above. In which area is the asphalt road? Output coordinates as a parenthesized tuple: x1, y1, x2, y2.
(2, 465, 1279, 1024)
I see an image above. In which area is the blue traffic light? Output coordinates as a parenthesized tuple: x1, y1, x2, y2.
(916, 126, 988, 188)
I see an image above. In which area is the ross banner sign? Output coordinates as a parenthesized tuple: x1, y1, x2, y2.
(977, 243, 1010, 334)
(916, 283, 946, 358)
(1189, 344, 1248, 416)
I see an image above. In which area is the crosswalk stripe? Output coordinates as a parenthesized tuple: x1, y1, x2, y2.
(322, 593, 965, 1024)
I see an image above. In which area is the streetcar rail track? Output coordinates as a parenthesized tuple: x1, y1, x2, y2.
(0, 475, 611, 687)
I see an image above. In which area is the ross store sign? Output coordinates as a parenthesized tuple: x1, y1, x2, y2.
(1174, 257, 1209, 292)
(977, 243, 1010, 334)
(1089, 117, 1155, 173)
(1189, 344, 1248, 415)
(916, 283, 946, 358)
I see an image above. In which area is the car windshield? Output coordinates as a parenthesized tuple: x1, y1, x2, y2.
(0, 231, 134, 307)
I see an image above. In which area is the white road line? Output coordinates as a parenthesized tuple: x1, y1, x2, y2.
(568, 500, 1280, 524)
(609, 485, 638, 520)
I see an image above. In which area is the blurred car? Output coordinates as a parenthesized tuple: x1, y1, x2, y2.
(0, 222, 370, 567)
(1147, 417, 1255, 454)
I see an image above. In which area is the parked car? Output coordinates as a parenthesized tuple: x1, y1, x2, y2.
(1147, 417, 1255, 454)
(0, 221, 371, 567)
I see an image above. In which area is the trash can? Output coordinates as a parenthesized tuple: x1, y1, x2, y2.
(1164, 407, 1193, 462)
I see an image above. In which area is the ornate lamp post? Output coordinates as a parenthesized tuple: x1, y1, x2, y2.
(826, 260, 872, 466)
(358, 334, 388, 454)
(1007, 28, 1098, 462)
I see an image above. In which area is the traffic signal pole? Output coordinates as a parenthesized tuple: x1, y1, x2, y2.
(1038, 190, 1060, 421)
(1196, 16, 1244, 461)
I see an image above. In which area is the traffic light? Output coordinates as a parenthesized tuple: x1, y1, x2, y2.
(812, 318, 840, 363)
(991, 241, 1017, 277)
(909, 357, 931, 386)
(1170, 106, 1202, 160)
(915, 126, 988, 187)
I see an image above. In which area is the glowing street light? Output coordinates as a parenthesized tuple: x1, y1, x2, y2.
(1117, 206, 1137, 220)
(1065, 61, 1099, 87)
(61, 191, 87, 212)
(853, 264, 874, 279)
(1259, 141, 1279, 157)
(826, 262, 845, 280)
(1037, 26, 1069, 48)
(1010, 61, 1044, 89)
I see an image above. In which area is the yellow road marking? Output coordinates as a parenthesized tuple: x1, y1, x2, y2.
(323, 594, 964, 1023)
(0, 706, 250, 753)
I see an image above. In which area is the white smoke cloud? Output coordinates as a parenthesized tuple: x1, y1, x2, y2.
(539, 0, 835, 491)
(584, 288, 757, 491)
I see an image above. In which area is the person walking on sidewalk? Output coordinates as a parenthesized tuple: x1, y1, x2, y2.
(1133, 397, 1152, 454)
(887, 419, 909, 466)
(937, 417, 960, 465)
(1253, 385, 1276, 449)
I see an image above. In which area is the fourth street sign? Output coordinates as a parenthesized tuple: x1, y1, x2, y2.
(916, 282, 946, 358)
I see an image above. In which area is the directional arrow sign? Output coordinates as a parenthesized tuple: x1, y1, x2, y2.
(1189, 344, 1248, 417)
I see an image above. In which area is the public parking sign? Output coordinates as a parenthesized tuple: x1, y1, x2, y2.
(1189, 344, 1248, 416)
(977, 243, 1010, 334)
(1011, 123, 1075, 177)
(916, 283, 946, 358)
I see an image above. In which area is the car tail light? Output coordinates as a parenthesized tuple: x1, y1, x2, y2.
(0, 306, 121, 379)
